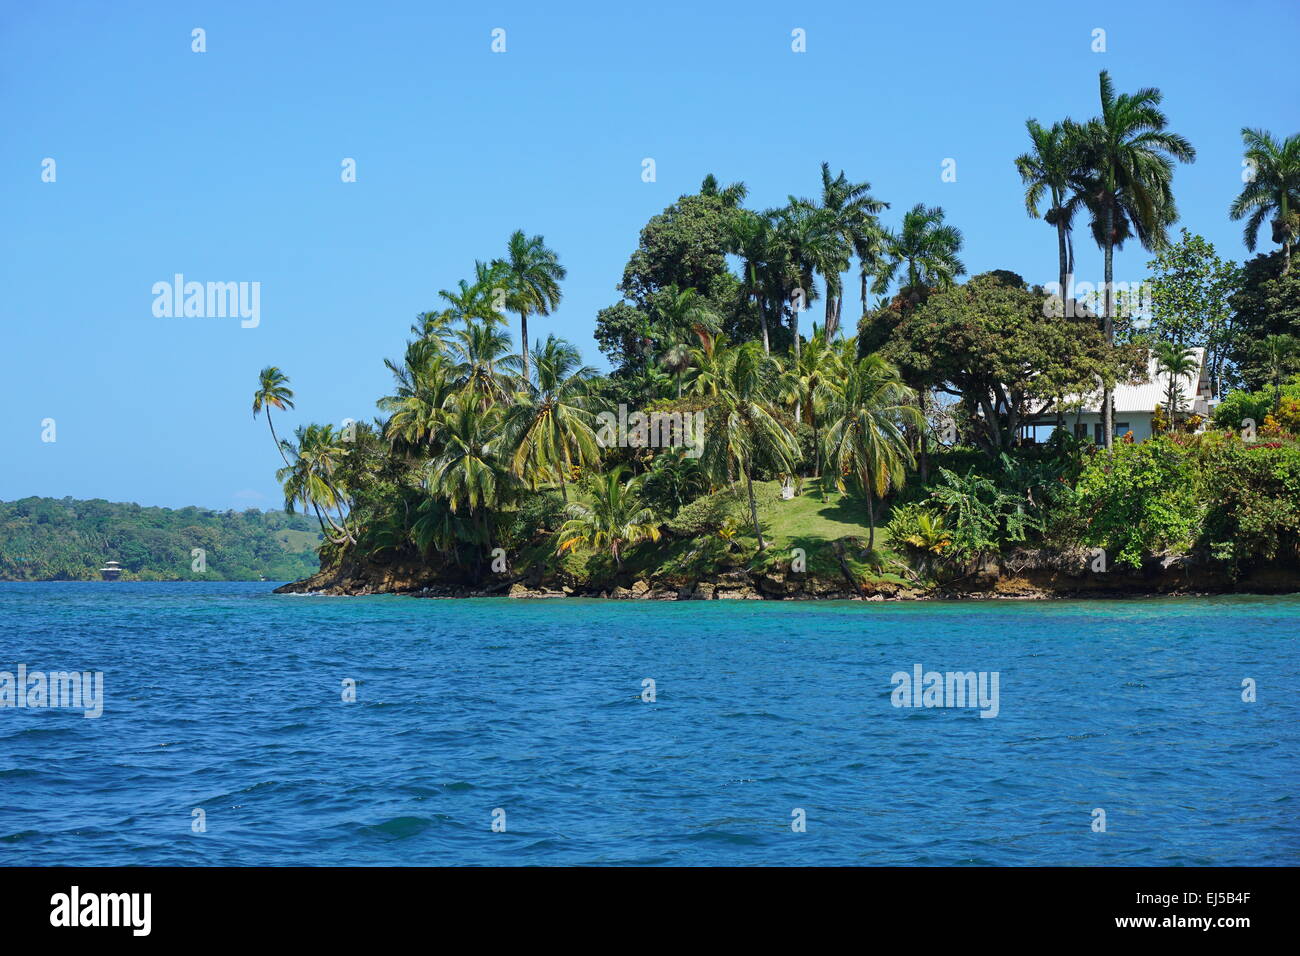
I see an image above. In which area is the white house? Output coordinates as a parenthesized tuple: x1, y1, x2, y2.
(1019, 347, 1213, 444)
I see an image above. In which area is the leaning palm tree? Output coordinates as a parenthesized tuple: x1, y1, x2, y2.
(252, 366, 295, 466)
(555, 465, 661, 571)
(499, 334, 601, 500)
(495, 231, 566, 383)
(821, 354, 921, 550)
(277, 424, 354, 543)
(1074, 70, 1196, 447)
(873, 204, 966, 303)
(1230, 128, 1300, 273)
(1016, 119, 1085, 302)
(699, 341, 801, 551)
(1152, 341, 1198, 431)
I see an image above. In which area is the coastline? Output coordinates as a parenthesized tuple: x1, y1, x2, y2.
(272, 549, 1300, 601)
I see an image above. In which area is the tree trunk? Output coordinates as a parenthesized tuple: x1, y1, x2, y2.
(1056, 212, 1069, 309)
(865, 485, 876, 551)
(267, 413, 291, 467)
(519, 311, 530, 384)
(1102, 203, 1115, 450)
(746, 471, 765, 551)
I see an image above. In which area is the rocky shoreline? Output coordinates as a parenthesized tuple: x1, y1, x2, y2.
(273, 548, 1300, 601)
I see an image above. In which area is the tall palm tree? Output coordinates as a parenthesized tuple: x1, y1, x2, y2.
(1152, 341, 1197, 430)
(499, 334, 600, 500)
(1230, 128, 1300, 273)
(252, 367, 295, 467)
(821, 354, 921, 550)
(495, 231, 566, 384)
(813, 163, 888, 339)
(772, 202, 842, 376)
(1016, 119, 1085, 302)
(785, 328, 841, 476)
(555, 465, 661, 571)
(1074, 70, 1196, 448)
(699, 341, 800, 550)
(724, 209, 777, 353)
(873, 204, 966, 303)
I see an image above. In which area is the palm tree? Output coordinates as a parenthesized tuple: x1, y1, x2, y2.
(1230, 128, 1300, 273)
(252, 367, 295, 466)
(378, 348, 456, 449)
(1074, 70, 1196, 448)
(772, 202, 842, 376)
(821, 354, 921, 550)
(725, 209, 777, 353)
(1261, 334, 1300, 416)
(813, 163, 888, 339)
(555, 465, 661, 571)
(499, 334, 601, 500)
(699, 173, 749, 208)
(699, 341, 800, 550)
(447, 320, 519, 409)
(1016, 119, 1085, 303)
(495, 231, 566, 384)
(873, 204, 966, 304)
(278, 424, 354, 543)
(1152, 341, 1197, 431)
(786, 328, 840, 476)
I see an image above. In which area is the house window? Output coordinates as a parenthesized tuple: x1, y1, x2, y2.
(1094, 422, 1132, 443)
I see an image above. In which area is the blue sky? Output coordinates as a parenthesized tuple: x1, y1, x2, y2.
(2, 0, 1297, 510)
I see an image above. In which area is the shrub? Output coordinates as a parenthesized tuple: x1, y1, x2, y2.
(1064, 438, 1201, 568)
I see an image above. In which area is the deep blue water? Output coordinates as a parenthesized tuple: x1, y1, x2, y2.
(0, 582, 1295, 866)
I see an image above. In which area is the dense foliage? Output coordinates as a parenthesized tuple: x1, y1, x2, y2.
(0, 497, 321, 581)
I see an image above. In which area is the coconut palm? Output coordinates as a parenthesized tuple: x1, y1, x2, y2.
(821, 354, 921, 550)
(499, 334, 601, 500)
(1016, 119, 1085, 302)
(1153, 341, 1198, 430)
(873, 204, 966, 303)
(495, 231, 566, 383)
(447, 320, 519, 409)
(699, 341, 800, 550)
(1074, 70, 1196, 447)
(555, 465, 661, 570)
(252, 366, 295, 466)
(1230, 128, 1300, 273)
(378, 348, 457, 449)
(277, 424, 354, 543)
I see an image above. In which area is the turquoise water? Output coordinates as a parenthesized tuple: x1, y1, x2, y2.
(0, 582, 1295, 866)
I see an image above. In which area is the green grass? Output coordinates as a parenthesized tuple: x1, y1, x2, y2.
(277, 529, 322, 553)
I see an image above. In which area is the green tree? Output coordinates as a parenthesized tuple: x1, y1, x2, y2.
(1073, 69, 1196, 448)
(1016, 119, 1085, 303)
(1229, 128, 1300, 274)
(252, 367, 295, 467)
(820, 354, 920, 549)
(873, 204, 966, 306)
(1145, 229, 1240, 396)
(556, 465, 661, 570)
(496, 231, 566, 384)
(1153, 341, 1198, 429)
(699, 341, 800, 550)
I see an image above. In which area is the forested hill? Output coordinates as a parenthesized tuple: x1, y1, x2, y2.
(0, 497, 323, 581)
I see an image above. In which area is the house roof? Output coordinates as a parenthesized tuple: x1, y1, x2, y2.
(1078, 347, 1208, 414)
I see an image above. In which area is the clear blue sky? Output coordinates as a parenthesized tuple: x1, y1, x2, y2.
(3, 0, 1297, 510)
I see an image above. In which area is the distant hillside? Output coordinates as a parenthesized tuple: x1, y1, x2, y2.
(0, 497, 323, 581)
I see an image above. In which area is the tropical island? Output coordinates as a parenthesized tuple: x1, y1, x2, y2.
(264, 72, 1300, 600)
